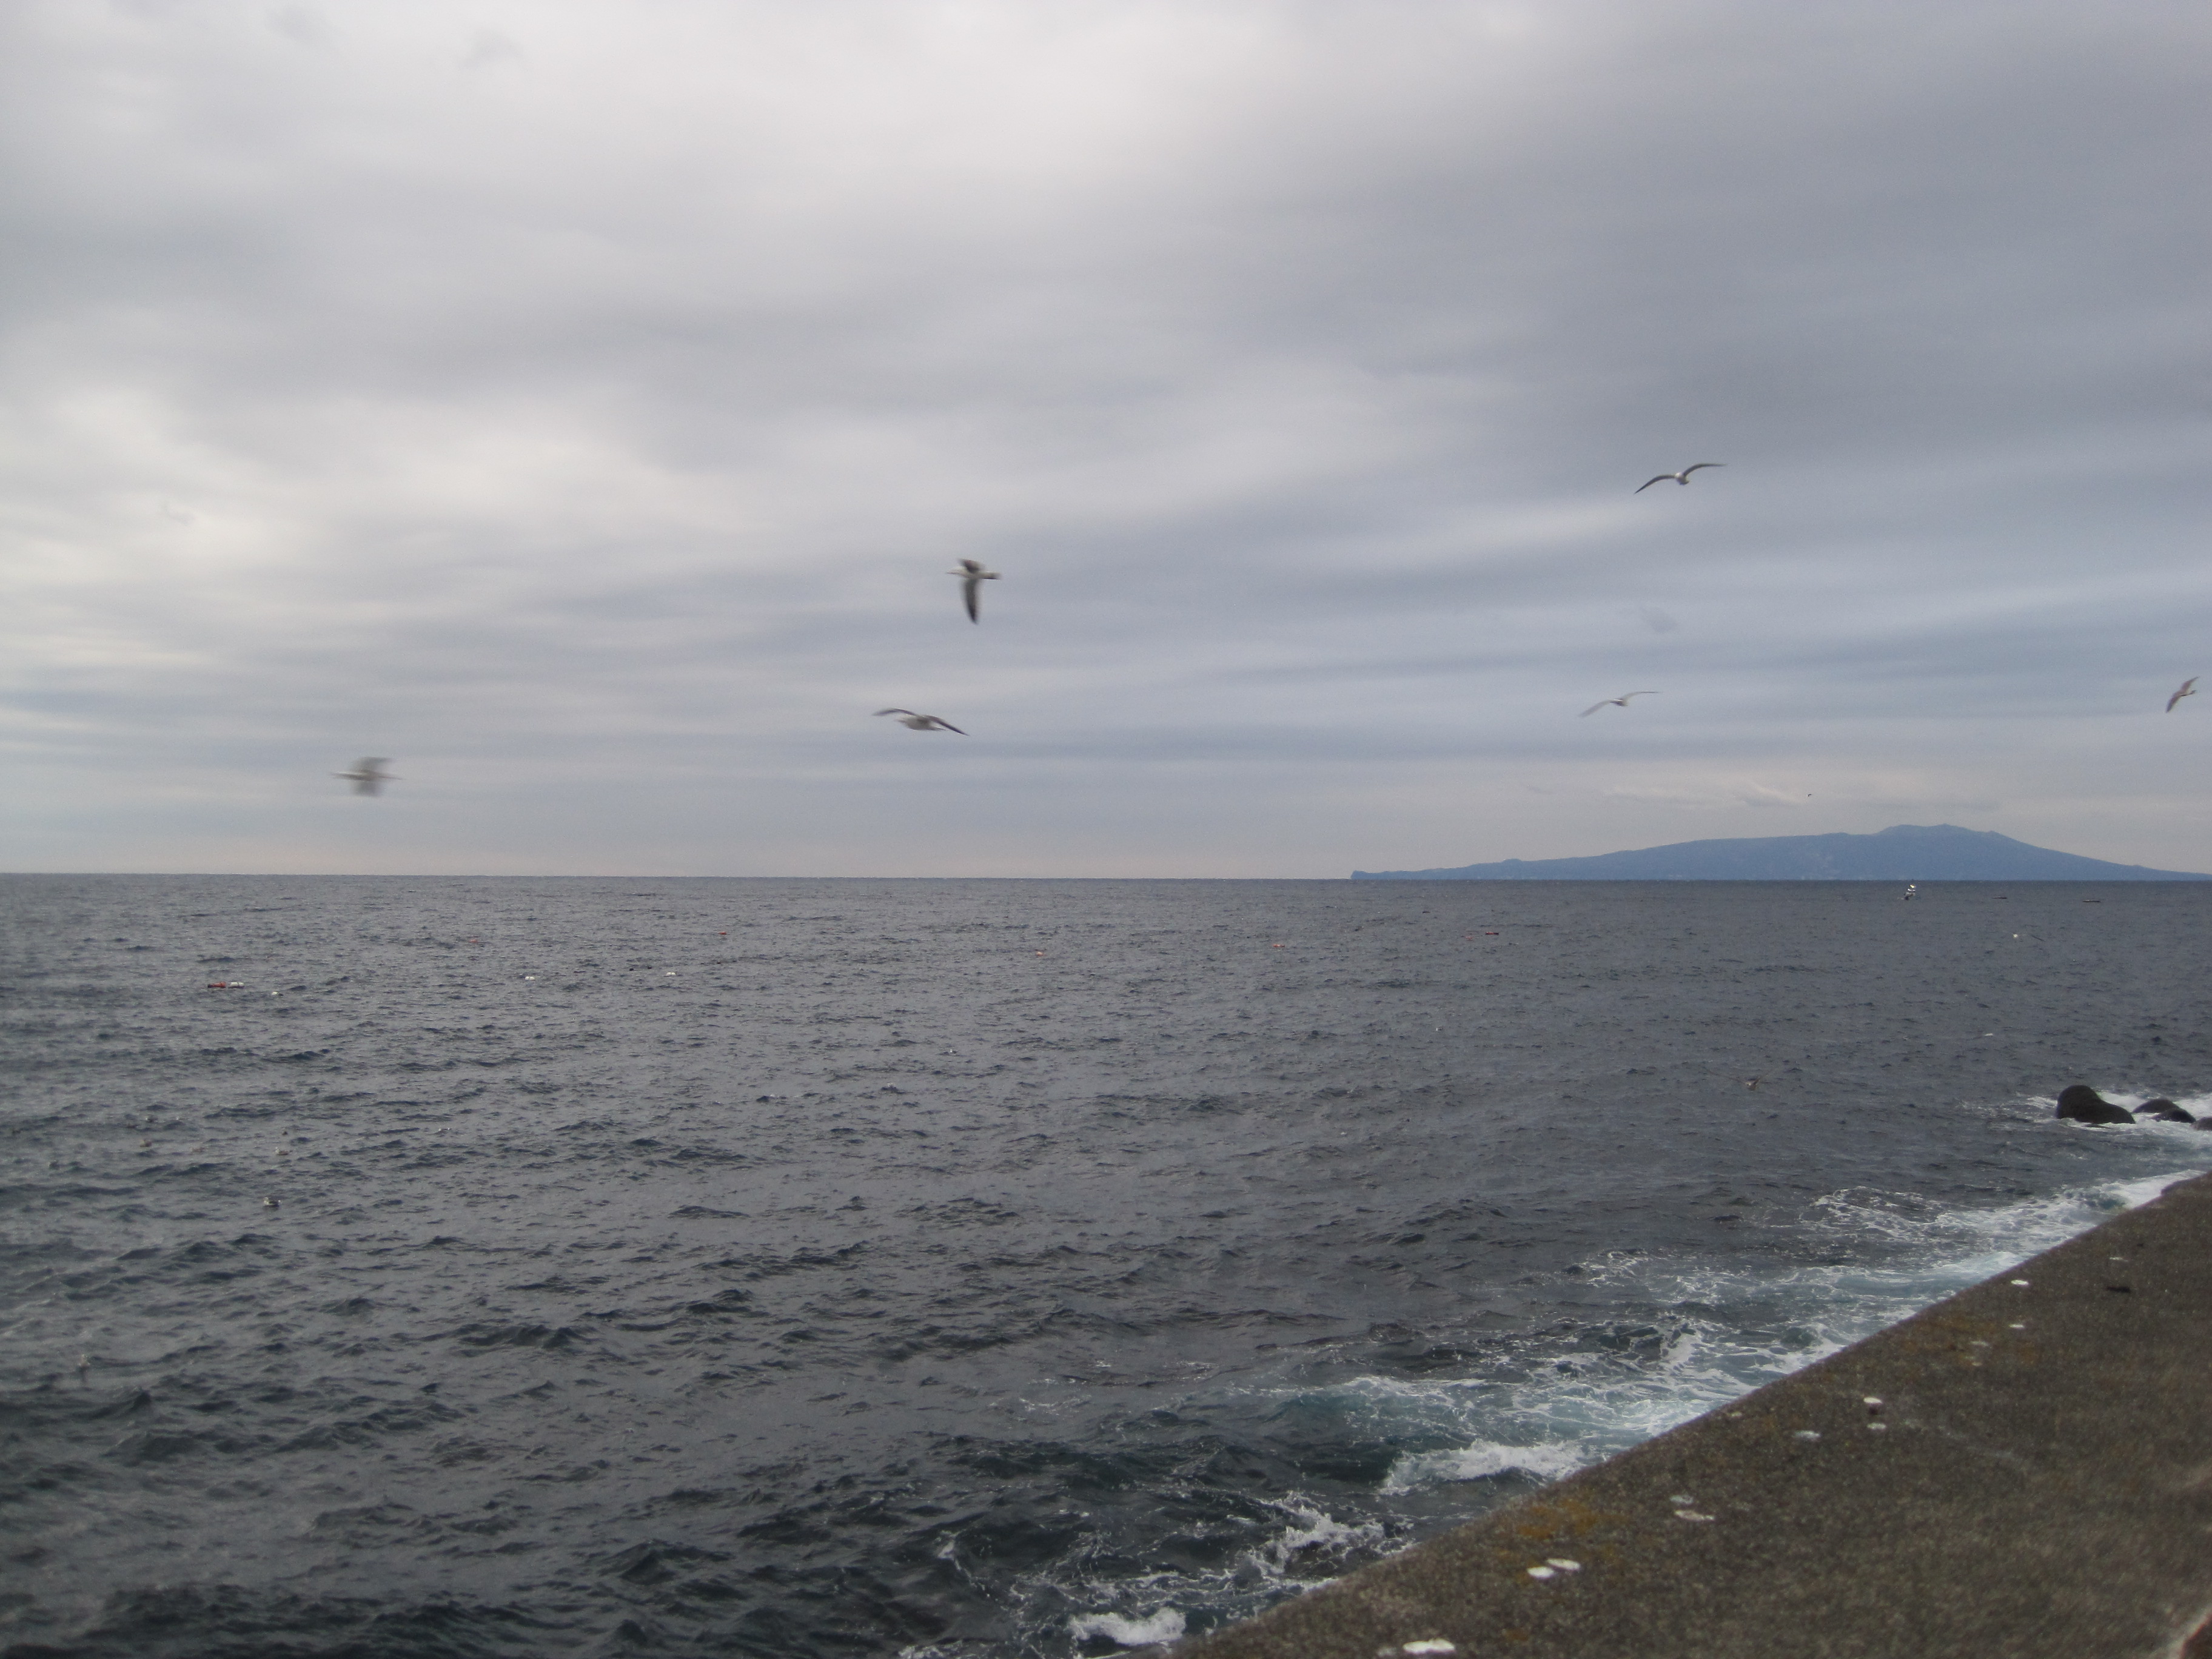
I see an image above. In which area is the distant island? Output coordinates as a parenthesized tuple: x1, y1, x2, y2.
(1352, 823, 2211, 882)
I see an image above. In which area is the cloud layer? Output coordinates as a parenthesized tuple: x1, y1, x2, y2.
(4, 1, 2209, 874)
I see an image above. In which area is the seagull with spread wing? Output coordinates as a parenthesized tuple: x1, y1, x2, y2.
(948, 558, 999, 623)
(2167, 677, 2198, 712)
(333, 758, 397, 796)
(875, 709, 966, 734)
(1580, 692, 1657, 717)
(1635, 463, 1724, 492)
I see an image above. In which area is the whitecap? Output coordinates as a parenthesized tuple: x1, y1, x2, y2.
(1382, 1436, 1587, 1493)
(1069, 1607, 1187, 1647)
(1356, 1172, 2197, 1498)
(1245, 1496, 1386, 1577)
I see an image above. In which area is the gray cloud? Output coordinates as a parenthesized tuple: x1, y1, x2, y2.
(3, 0, 2208, 874)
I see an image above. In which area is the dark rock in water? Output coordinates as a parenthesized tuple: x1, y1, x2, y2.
(2056, 1084, 2136, 1125)
(2141, 1098, 2197, 1122)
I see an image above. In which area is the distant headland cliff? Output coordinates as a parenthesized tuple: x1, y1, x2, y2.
(1352, 823, 2211, 881)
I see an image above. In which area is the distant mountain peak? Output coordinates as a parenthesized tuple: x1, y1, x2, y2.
(1352, 824, 2208, 882)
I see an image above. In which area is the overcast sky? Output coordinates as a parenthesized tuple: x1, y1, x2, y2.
(4, 1, 2208, 877)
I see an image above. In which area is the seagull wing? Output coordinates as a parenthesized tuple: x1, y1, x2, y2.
(874, 709, 918, 718)
(962, 576, 981, 622)
(2168, 678, 2199, 712)
(1680, 463, 1724, 477)
(1634, 475, 1673, 492)
(934, 719, 967, 734)
(1579, 701, 1612, 716)
(1622, 691, 1658, 702)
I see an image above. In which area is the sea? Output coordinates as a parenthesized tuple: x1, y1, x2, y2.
(4, 874, 2210, 1659)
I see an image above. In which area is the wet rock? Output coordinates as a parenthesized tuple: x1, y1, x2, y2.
(2056, 1085, 2135, 1125)
(2140, 1098, 2197, 1122)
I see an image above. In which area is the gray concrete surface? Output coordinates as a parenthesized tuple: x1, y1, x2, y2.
(1172, 1168, 2212, 1659)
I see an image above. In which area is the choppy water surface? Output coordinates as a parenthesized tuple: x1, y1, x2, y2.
(5, 876, 2210, 1658)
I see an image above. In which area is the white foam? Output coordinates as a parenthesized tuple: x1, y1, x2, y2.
(1069, 1607, 1187, 1647)
(1807, 1173, 2187, 1296)
(1034, 1169, 2208, 1649)
(1245, 1496, 1386, 1575)
(1367, 1171, 2197, 1496)
(1382, 1438, 1586, 1493)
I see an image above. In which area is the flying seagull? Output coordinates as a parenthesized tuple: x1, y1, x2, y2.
(948, 558, 1000, 623)
(1635, 463, 1724, 492)
(874, 709, 966, 734)
(1580, 692, 1657, 717)
(2167, 677, 2198, 713)
(333, 758, 397, 796)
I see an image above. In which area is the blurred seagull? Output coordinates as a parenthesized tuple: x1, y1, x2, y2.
(874, 709, 966, 734)
(948, 558, 1000, 623)
(333, 758, 397, 796)
(2167, 677, 2198, 713)
(1902, 883, 1917, 901)
(1635, 463, 1724, 492)
(1580, 692, 1657, 717)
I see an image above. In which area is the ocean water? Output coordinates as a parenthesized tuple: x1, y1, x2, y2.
(4, 875, 2210, 1658)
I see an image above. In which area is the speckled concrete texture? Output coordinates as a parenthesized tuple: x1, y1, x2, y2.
(1173, 1169, 2212, 1659)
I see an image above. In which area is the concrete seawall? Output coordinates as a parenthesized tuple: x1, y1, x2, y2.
(1173, 1169, 2212, 1659)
